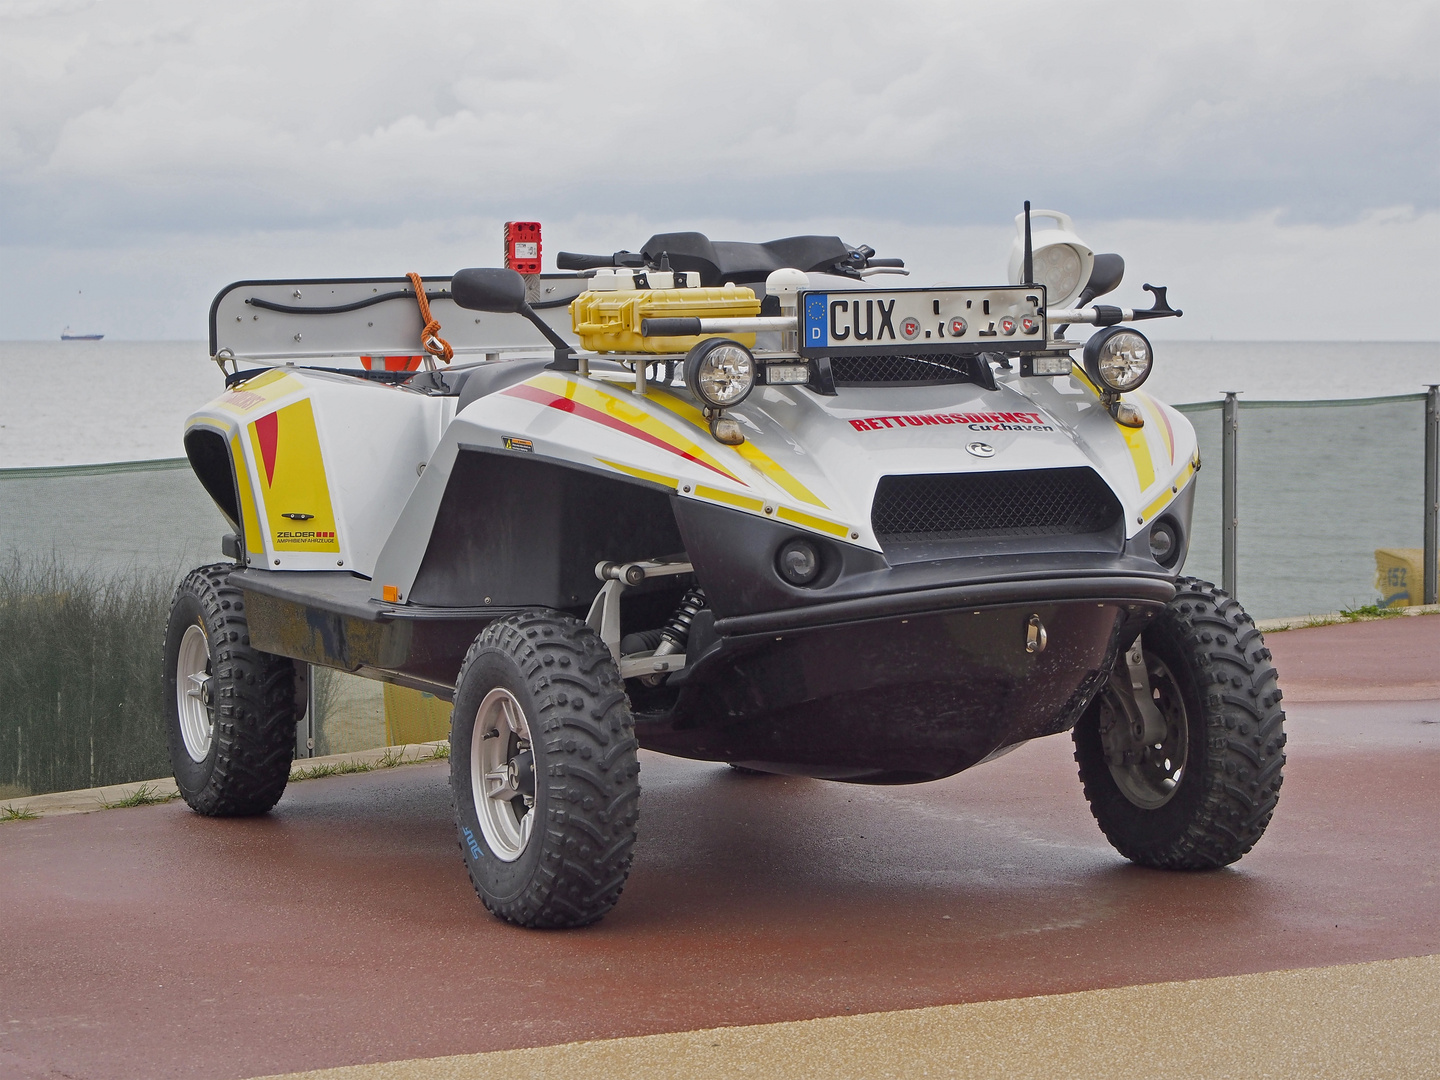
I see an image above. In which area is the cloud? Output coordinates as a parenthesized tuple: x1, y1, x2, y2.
(0, 0, 1436, 337)
(3, 1, 1436, 232)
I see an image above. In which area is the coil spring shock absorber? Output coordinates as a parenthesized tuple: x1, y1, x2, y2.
(643, 585, 706, 685)
(655, 585, 706, 656)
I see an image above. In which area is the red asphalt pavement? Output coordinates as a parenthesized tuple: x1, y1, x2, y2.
(3, 615, 1437, 1080)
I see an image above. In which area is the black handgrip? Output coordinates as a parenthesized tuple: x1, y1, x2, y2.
(867, 258, 905, 268)
(556, 250, 649, 271)
(641, 318, 702, 337)
(556, 252, 615, 270)
(1128, 283, 1183, 320)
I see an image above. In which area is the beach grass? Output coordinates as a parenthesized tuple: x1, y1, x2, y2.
(0, 551, 176, 797)
(290, 756, 376, 782)
(100, 781, 179, 808)
(289, 742, 446, 782)
(1336, 603, 1406, 622)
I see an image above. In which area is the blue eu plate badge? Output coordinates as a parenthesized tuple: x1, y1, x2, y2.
(804, 293, 829, 349)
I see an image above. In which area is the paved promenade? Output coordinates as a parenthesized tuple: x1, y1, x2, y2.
(3, 615, 1437, 1079)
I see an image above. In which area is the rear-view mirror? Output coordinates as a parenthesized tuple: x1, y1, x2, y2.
(1078, 253, 1125, 306)
(451, 267, 527, 313)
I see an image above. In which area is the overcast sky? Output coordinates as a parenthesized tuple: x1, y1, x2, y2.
(1, 0, 1436, 340)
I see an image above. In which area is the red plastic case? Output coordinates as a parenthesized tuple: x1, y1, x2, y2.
(504, 221, 542, 274)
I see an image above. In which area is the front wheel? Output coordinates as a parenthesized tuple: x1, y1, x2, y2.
(1073, 577, 1286, 869)
(450, 610, 640, 928)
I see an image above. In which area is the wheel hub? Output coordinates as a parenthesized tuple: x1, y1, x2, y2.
(471, 688, 536, 862)
(175, 623, 215, 763)
(1097, 644, 1189, 809)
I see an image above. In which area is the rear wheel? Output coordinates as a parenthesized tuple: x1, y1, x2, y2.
(450, 610, 640, 928)
(1074, 578, 1285, 868)
(163, 564, 298, 816)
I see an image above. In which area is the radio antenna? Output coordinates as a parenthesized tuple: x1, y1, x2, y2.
(1022, 200, 1034, 285)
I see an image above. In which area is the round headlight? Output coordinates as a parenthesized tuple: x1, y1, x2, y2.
(776, 538, 821, 586)
(1084, 326, 1153, 393)
(684, 338, 755, 410)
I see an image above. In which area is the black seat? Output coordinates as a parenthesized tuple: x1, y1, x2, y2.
(639, 233, 854, 287)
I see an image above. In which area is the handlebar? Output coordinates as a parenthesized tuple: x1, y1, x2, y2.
(555, 251, 647, 271)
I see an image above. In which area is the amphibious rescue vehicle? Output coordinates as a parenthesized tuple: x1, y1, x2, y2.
(165, 208, 1286, 927)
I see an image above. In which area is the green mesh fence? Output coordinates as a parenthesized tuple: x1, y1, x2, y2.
(1177, 393, 1432, 619)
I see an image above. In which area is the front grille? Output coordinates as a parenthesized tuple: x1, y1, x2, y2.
(871, 468, 1122, 543)
(828, 352, 978, 386)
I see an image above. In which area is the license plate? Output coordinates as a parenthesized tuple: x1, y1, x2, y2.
(799, 286, 1047, 357)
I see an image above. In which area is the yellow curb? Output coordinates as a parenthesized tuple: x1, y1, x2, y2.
(0, 741, 448, 820)
(249, 954, 1440, 1080)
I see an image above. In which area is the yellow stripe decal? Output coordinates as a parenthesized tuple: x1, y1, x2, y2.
(649, 388, 829, 509)
(693, 485, 766, 513)
(1141, 490, 1172, 523)
(776, 505, 851, 537)
(1070, 365, 1103, 398)
(1073, 368, 1159, 491)
(1120, 418, 1156, 493)
(594, 458, 679, 490)
(247, 398, 340, 554)
(1139, 459, 1199, 524)
(522, 374, 745, 485)
(1135, 392, 1175, 464)
(211, 370, 303, 416)
(230, 433, 264, 556)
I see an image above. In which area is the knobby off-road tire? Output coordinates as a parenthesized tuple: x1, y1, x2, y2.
(450, 610, 640, 928)
(163, 564, 297, 816)
(1074, 577, 1286, 868)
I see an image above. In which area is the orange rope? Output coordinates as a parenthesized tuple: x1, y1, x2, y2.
(407, 272, 453, 364)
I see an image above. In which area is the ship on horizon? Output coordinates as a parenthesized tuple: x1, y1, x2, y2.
(61, 327, 103, 340)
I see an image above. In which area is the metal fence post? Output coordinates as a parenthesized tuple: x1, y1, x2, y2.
(1222, 392, 1240, 596)
(296, 663, 316, 759)
(1425, 384, 1438, 606)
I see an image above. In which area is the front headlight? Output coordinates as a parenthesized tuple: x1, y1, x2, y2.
(1084, 326, 1153, 393)
(684, 338, 755, 409)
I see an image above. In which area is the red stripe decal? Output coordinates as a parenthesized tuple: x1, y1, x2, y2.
(254, 412, 278, 487)
(504, 383, 741, 482)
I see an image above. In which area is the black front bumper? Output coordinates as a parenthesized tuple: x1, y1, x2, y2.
(635, 573, 1172, 784)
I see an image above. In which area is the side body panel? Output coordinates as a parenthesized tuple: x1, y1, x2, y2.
(185, 368, 450, 575)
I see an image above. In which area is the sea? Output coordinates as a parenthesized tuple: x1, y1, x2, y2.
(1, 339, 1437, 620)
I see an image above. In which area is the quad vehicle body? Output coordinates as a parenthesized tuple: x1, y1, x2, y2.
(168, 213, 1284, 926)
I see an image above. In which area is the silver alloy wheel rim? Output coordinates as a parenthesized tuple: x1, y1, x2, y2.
(176, 623, 214, 763)
(1097, 653, 1189, 809)
(470, 687, 536, 863)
